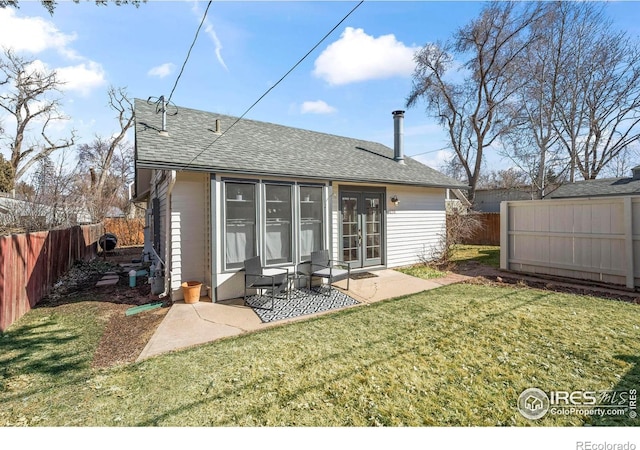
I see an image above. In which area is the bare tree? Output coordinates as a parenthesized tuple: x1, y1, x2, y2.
(0, 154, 13, 192)
(552, 6, 640, 181)
(75, 86, 134, 221)
(407, 2, 544, 203)
(477, 167, 528, 190)
(0, 49, 76, 189)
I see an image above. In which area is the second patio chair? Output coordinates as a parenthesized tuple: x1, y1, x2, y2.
(243, 256, 288, 310)
(308, 249, 351, 295)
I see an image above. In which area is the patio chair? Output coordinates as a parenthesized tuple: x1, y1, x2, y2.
(308, 250, 351, 295)
(243, 256, 288, 310)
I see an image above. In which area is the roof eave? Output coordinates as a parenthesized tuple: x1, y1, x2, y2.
(135, 160, 467, 190)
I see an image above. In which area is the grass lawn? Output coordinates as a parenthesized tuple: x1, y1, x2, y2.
(397, 245, 500, 280)
(2, 281, 639, 427)
(450, 245, 500, 268)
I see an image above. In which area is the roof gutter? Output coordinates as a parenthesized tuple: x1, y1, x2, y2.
(135, 161, 468, 190)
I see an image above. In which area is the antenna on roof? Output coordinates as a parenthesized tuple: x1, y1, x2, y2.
(147, 95, 178, 136)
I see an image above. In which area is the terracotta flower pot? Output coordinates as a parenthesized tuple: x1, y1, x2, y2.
(181, 281, 202, 304)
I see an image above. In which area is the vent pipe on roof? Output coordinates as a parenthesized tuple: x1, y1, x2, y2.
(159, 95, 169, 137)
(392, 110, 405, 165)
(632, 165, 640, 180)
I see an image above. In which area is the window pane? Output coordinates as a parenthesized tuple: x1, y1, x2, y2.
(300, 186, 324, 260)
(225, 182, 256, 269)
(266, 184, 292, 264)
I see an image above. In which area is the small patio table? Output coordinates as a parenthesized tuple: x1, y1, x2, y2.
(287, 272, 307, 300)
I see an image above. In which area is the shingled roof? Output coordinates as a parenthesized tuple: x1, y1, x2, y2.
(547, 168, 640, 199)
(134, 99, 467, 189)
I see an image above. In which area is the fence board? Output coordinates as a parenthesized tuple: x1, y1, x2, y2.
(501, 197, 640, 289)
(448, 212, 500, 246)
(104, 218, 144, 247)
(0, 223, 104, 332)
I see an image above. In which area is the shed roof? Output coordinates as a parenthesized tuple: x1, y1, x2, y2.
(134, 99, 466, 189)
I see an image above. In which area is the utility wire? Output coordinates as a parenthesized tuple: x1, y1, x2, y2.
(180, 0, 364, 171)
(408, 146, 451, 157)
(167, 0, 212, 105)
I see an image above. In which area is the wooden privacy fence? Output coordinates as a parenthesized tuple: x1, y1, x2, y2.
(104, 217, 145, 247)
(0, 223, 104, 332)
(500, 196, 640, 289)
(448, 212, 500, 246)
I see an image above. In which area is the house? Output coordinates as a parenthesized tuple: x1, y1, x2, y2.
(133, 100, 467, 302)
(473, 187, 533, 212)
(546, 166, 640, 199)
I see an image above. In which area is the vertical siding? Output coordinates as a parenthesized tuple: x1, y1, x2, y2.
(386, 186, 446, 267)
(502, 196, 640, 288)
(169, 172, 209, 300)
(0, 224, 103, 331)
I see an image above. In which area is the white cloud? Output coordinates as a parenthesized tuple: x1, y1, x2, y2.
(56, 62, 107, 96)
(148, 63, 176, 78)
(313, 27, 419, 85)
(300, 100, 336, 114)
(0, 8, 76, 55)
(192, 2, 228, 71)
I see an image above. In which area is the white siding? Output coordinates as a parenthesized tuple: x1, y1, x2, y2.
(332, 183, 447, 268)
(169, 172, 209, 300)
(386, 186, 446, 267)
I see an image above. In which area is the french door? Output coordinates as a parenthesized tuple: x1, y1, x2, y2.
(340, 190, 384, 268)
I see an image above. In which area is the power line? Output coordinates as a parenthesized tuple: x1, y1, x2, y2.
(408, 146, 451, 158)
(179, 0, 364, 171)
(167, 0, 212, 105)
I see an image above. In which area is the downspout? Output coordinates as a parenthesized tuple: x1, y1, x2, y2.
(161, 170, 177, 299)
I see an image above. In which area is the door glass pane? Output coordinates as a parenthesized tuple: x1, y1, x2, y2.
(225, 182, 256, 269)
(365, 196, 381, 262)
(265, 184, 292, 264)
(299, 186, 323, 260)
(342, 196, 358, 263)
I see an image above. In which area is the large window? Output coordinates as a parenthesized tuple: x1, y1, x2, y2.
(265, 184, 292, 265)
(225, 182, 256, 269)
(223, 180, 325, 270)
(299, 186, 323, 260)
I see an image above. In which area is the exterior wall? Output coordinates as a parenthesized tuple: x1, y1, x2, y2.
(169, 171, 210, 300)
(148, 170, 448, 302)
(332, 183, 446, 268)
(213, 173, 331, 302)
(150, 169, 170, 264)
(385, 186, 446, 267)
(473, 189, 533, 212)
(501, 196, 640, 288)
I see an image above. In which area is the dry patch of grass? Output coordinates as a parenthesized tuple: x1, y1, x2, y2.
(396, 264, 448, 280)
(451, 245, 500, 268)
(1, 283, 639, 426)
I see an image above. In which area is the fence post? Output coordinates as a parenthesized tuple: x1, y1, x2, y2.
(624, 196, 634, 289)
(500, 201, 508, 270)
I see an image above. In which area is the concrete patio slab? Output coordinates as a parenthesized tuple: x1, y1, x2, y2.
(136, 269, 472, 361)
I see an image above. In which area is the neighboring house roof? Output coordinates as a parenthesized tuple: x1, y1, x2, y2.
(134, 99, 467, 189)
(546, 172, 640, 199)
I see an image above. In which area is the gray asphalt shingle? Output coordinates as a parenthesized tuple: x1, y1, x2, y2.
(134, 99, 467, 188)
(547, 176, 640, 198)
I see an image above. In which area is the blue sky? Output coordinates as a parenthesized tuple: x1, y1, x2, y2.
(1, 1, 640, 176)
